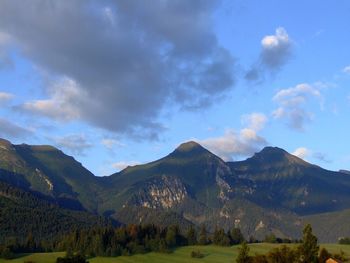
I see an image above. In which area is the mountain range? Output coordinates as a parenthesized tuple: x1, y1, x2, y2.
(1, 138, 350, 242)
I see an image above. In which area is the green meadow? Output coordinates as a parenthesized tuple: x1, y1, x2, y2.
(1, 244, 349, 263)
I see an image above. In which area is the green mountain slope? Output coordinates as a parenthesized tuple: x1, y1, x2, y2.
(228, 147, 350, 215)
(0, 181, 112, 242)
(0, 139, 103, 211)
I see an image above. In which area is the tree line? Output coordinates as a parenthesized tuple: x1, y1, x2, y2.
(0, 223, 348, 263)
(0, 223, 247, 259)
(236, 224, 348, 263)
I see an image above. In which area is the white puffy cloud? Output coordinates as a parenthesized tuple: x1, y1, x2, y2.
(200, 112, 268, 161)
(241, 112, 267, 131)
(343, 66, 350, 74)
(273, 84, 320, 102)
(199, 126, 267, 161)
(292, 147, 310, 160)
(112, 161, 139, 171)
(272, 83, 322, 131)
(246, 27, 292, 82)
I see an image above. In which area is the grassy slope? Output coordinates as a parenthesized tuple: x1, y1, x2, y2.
(1, 244, 350, 263)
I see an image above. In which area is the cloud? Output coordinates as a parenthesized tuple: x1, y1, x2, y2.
(0, 32, 13, 69)
(313, 152, 331, 163)
(0, 118, 33, 138)
(343, 66, 350, 74)
(272, 83, 322, 131)
(0, 91, 13, 105)
(292, 147, 331, 163)
(52, 134, 92, 155)
(292, 147, 310, 160)
(246, 27, 292, 82)
(112, 161, 140, 171)
(199, 129, 267, 161)
(199, 112, 268, 161)
(0, 0, 236, 139)
(241, 112, 267, 131)
(21, 78, 82, 121)
(101, 138, 125, 150)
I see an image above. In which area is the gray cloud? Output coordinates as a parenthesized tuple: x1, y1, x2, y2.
(246, 27, 292, 83)
(0, 32, 13, 70)
(0, 118, 33, 138)
(0, 0, 236, 139)
(313, 152, 332, 163)
(272, 83, 321, 131)
(52, 134, 92, 156)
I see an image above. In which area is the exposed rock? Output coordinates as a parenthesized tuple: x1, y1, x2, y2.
(128, 175, 188, 209)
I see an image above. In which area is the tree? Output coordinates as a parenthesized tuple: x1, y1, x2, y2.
(230, 228, 245, 245)
(298, 224, 319, 263)
(0, 247, 14, 259)
(236, 241, 251, 263)
(212, 227, 230, 246)
(186, 226, 197, 245)
(318, 248, 331, 263)
(165, 225, 179, 247)
(267, 245, 297, 263)
(264, 233, 277, 243)
(198, 224, 208, 245)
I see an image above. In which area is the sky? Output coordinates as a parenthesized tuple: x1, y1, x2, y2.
(0, 0, 349, 176)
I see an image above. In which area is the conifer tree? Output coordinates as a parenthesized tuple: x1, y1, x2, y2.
(298, 224, 319, 263)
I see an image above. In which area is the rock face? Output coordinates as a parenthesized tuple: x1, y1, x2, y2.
(128, 175, 188, 209)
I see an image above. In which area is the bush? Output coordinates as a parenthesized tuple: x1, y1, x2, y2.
(338, 237, 350, 244)
(0, 247, 14, 259)
(191, 250, 204, 258)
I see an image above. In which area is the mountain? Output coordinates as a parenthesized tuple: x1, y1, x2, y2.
(228, 147, 350, 215)
(0, 138, 103, 211)
(1, 138, 350, 242)
(0, 181, 111, 243)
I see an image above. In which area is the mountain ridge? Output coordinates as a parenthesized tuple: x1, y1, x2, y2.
(1, 137, 350, 242)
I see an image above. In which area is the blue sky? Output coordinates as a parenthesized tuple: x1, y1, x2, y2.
(0, 0, 349, 176)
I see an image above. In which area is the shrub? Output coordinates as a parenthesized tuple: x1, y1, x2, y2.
(190, 250, 204, 258)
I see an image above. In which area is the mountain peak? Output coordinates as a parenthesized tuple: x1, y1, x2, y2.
(250, 146, 308, 166)
(0, 138, 13, 151)
(175, 141, 204, 152)
(259, 146, 288, 155)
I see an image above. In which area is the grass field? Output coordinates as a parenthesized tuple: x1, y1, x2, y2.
(1, 244, 349, 263)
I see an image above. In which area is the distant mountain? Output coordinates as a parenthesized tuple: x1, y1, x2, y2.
(339, 169, 350, 175)
(228, 147, 350, 215)
(1, 138, 350, 242)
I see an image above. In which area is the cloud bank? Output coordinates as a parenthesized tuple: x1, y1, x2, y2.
(0, 0, 236, 139)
